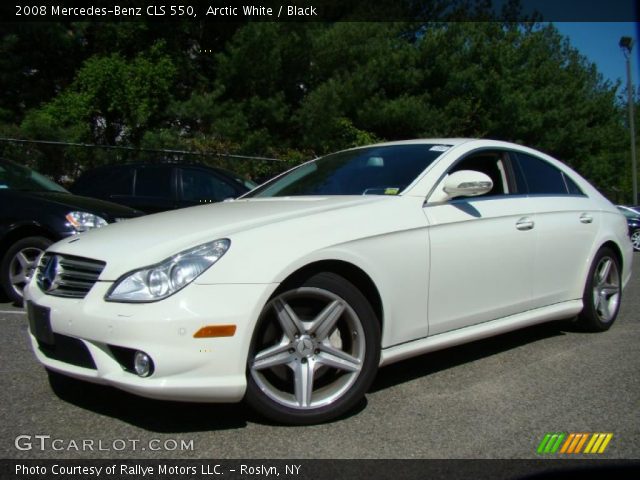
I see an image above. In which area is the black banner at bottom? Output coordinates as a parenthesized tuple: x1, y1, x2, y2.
(2, 459, 640, 480)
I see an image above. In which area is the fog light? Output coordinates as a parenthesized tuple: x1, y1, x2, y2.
(134, 351, 153, 377)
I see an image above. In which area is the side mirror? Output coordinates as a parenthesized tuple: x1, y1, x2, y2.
(430, 170, 493, 202)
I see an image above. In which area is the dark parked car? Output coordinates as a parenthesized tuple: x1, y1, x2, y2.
(70, 163, 257, 213)
(0, 159, 143, 303)
(617, 205, 640, 252)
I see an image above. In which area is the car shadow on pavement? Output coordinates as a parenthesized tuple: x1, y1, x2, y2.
(371, 319, 576, 393)
(46, 369, 368, 431)
(46, 370, 253, 433)
(45, 319, 577, 431)
(0, 292, 17, 306)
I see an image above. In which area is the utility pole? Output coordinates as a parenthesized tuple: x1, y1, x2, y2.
(620, 36, 637, 204)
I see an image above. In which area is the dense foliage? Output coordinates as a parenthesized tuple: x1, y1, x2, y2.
(0, 16, 637, 200)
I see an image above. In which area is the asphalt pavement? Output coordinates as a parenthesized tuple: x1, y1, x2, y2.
(1, 255, 638, 459)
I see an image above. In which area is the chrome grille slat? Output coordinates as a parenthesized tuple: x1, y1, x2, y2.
(58, 258, 104, 272)
(56, 278, 95, 289)
(45, 289, 91, 298)
(60, 270, 98, 281)
(36, 253, 105, 299)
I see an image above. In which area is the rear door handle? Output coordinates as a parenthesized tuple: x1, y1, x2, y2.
(516, 218, 535, 231)
(580, 213, 593, 224)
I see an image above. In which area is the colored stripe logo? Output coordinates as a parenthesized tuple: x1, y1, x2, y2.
(537, 433, 613, 454)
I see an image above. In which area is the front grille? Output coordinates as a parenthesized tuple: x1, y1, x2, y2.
(36, 253, 105, 298)
(38, 333, 97, 369)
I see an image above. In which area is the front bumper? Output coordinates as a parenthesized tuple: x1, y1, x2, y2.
(24, 280, 277, 403)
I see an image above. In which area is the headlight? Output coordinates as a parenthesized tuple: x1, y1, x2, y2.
(106, 239, 230, 302)
(66, 211, 108, 233)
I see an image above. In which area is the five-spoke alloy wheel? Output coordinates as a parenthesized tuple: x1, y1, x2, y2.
(631, 229, 640, 252)
(0, 236, 52, 304)
(246, 272, 380, 425)
(577, 247, 622, 332)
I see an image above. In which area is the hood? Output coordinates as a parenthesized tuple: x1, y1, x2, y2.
(8, 190, 142, 218)
(49, 196, 394, 279)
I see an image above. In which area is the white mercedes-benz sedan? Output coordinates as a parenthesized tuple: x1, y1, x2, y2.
(25, 139, 633, 424)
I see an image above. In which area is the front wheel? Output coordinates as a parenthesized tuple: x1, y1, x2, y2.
(576, 247, 622, 332)
(245, 272, 380, 425)
(0, 236, 52, 305)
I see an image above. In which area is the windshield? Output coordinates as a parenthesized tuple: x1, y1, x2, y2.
(0, 160, 68, 193)
(246, 144, 449, 198)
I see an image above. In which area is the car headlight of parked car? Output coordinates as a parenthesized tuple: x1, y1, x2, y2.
(65, 211, 108, 232)
(106, 239, 230, 302)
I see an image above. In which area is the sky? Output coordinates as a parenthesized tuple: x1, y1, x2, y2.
(553, 22, 640, 88)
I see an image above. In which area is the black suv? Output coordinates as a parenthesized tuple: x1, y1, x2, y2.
(70, 163, 257, 213)
(0, 159, 143, 303)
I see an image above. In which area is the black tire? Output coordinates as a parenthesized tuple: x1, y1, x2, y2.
(0, 236, 52, 305)
(245, 272, 381, 425)
(576, 247, 622, 332)
(631, 229, 640, 252)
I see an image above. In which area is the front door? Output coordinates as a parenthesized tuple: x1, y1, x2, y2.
(424, 150, 535, 335)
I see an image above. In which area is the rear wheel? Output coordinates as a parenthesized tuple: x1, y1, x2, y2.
(631, 229, 640, 252)
(245, 272, 380, 425)
(576, 247, 622, 332)
(0, 236, 52, 304)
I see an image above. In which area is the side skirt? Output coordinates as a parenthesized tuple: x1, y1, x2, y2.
(379, 300, 583, 367)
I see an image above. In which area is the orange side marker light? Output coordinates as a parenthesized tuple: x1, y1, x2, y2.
(194, 325, 237, 338)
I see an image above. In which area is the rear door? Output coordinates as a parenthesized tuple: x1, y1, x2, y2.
(514, 152, 600, 306)
(130, 165, 177, 213)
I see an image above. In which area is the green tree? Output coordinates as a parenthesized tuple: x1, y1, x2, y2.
(22, 43, 176, 146)
(292, 22, 628, 196)
(1, 14, 633, 199)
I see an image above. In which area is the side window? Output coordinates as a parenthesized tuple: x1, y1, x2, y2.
(450, 151, 516, 197)
(562, 172, 584, 196)
(102, 167, 134, 196)
(181, 168, 237, 202)
(515, 153, 568, 195)
(74, 168, 133, 196)
(0, 165, 7, 188)
(135, 166, 173, 198)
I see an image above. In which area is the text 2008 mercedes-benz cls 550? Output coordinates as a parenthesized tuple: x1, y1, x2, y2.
(24, 139, 633, 425)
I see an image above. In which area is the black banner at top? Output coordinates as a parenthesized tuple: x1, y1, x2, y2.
(2, 0, 639, 22)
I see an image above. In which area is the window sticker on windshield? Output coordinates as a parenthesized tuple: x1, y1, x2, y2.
(429, 145, 450, 152)
(384, 187, 400, 195)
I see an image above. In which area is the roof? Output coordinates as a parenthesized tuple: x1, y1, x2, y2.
(365, 138, 475, 148)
